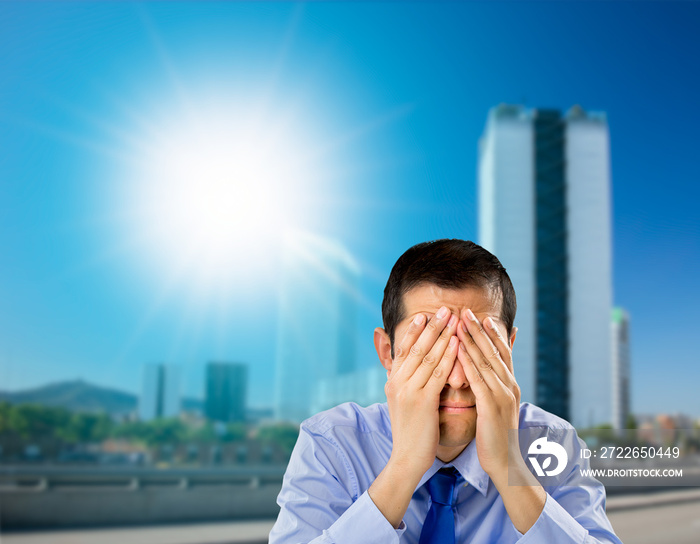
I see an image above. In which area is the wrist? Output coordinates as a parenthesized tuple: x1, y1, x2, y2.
(489, 454, 535, 491)
(488, 457, 545, 534)
(369, 456, 426, 529)
(497, 478, 546, 534)
(386, 453, 431, 486)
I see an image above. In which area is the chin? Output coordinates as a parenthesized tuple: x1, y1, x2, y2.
(438, 418, 476, 449)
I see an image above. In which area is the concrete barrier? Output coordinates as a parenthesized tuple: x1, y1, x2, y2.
(0, 466, 284, 529)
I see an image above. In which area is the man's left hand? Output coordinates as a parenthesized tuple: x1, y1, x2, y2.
(456, 310, 546, 534)
(456, 308, 521, 478)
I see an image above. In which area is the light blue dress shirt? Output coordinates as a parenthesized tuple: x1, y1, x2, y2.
(270, 402, 622, 544)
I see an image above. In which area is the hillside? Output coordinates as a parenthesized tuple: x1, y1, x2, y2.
(0, 379, 207, 416)
(0, 379, 137, 414)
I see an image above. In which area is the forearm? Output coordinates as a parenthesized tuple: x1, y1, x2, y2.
(494, 476, 547, 534)
(491, 457, 546, 534)
(490, 455, 621, 543)
(368, 457, 423, 528)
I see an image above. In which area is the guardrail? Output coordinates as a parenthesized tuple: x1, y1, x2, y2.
(0, 465, 285, 529)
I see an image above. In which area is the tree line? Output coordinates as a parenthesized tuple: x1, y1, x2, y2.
(0, 402, 299, 455)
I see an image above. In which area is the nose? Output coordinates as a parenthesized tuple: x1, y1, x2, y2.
(446, 350, 468, 389)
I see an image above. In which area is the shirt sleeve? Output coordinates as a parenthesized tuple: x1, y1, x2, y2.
(269, 425, 405, 544)
(516, 434, 623, 544)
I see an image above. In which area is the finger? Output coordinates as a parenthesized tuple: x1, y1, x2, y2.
(456, 317, 498, 392)
(424, 335, 459, 395)
(464, 309, 515, 387)
(459, 310, 516, 389)
(413, 312, 460, 386)
(394, 306, 451, 380)
(457, 340, 490, 401)
(391, 313, 427, 376)
(482, 316, 514, 374)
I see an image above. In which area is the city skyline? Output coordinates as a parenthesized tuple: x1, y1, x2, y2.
(1, 2, 699, 419)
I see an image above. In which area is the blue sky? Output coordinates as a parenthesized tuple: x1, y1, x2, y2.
(1, 2, 699, 418)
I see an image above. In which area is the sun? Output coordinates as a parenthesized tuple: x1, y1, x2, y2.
(117, 93, 323, 299)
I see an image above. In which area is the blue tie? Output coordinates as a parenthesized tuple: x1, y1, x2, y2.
(419, 468, 457, 544)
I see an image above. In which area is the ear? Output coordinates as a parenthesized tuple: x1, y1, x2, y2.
(374, 327, 393, 378)
(509, 326, 517, 350)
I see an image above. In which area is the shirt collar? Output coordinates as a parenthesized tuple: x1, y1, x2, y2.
(415, 439, 490, 497)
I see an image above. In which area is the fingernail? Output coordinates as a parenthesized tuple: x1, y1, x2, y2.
(466, 309, 477, 322)
(449, 336, 457, 348)
(436, 306, 449, 320)
(485, 317, 496, 329)
(448, 314, 457, 327)
(461, 321, 468, 334)
(413, 314, 425, 325)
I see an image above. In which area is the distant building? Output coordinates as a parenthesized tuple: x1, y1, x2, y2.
(312, 366, 386, 415)
(637, 413, 694, 446)
(479, 104, 613, 428)
(245, 406, 275, 425)
(611, 308, 631, 430)
(205, 362, 247, 423)
(274, 231, 360, 422)
(139, 363, 180, 421)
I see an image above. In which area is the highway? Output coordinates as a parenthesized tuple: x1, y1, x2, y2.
(1, 489, 698, 544)
(609, 500, 700, 544)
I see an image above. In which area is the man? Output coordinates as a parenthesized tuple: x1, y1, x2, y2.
(270, 239, 622, 543)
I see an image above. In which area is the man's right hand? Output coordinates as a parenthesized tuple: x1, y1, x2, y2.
(368, 306, 459, 527)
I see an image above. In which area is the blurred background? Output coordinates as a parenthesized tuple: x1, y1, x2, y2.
(1, 2, 699, 543)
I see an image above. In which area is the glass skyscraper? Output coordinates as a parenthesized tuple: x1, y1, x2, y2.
(205, 362, 247, 423)
(611, 307, 631, 431)
(479, 104, 613, 428)
(312, 366, 386, 416)
(139, 363, 181, 421)
(274, 231, 359, 422)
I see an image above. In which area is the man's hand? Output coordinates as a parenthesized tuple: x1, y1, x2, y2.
(456, 309, 520, 477)
(385, 306, 460, 475)
(456, 309, 546, 534)
(368, 306, 459, 527)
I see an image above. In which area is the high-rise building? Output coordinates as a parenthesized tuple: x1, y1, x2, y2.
(611, 308, 631, 430)
(139, 363, 181, 420)
(478, 104, 613, 428)
(274, 231, 360, 422)
(312, 366, 386, 415)
(205, 362, 247, 423)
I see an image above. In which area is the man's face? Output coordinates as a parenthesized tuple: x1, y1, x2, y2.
(390, 283, 513, 461)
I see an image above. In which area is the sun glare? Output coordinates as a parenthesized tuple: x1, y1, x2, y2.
(120, 96, 321, 299)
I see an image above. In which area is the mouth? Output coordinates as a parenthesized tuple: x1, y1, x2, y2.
(439, 403, 476, 413)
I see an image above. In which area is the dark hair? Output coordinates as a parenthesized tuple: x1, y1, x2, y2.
(381, 239, 516, 354)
